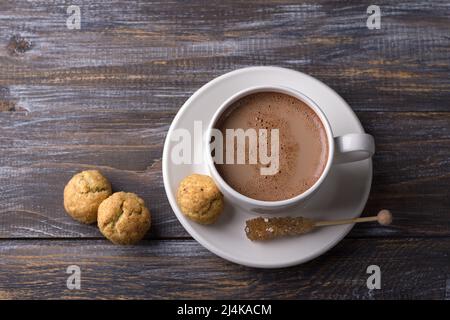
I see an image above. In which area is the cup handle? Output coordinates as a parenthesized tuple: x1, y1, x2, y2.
(333, 133, 375, 164)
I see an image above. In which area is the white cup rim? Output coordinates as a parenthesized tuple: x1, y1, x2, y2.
(205, 85, 335, 207)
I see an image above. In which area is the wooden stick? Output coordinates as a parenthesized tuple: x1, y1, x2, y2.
(315, 216, 378, 227)
(315, 209, 392, 227)
(245, 210, 392, 241)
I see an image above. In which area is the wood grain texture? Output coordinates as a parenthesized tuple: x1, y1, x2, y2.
(1, 112, 449, 238)
(0, 238, 448, 299)
(0, 0, 448, 113)
(0, 0, 449, 299)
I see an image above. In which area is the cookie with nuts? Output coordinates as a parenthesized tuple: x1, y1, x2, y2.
(63, 170, 112, 224)
(176, 174, 224, 224)
(97, 192, 151, 245)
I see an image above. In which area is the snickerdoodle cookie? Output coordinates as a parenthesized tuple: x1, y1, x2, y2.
(98, 192, 151, 245)
(176, 174, 224, 224)
(64, 170, 112, 224)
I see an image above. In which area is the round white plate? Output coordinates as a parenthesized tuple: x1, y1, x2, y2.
(162, 66, 372, 268)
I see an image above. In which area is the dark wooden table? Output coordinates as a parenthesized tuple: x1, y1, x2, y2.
(0, 0, 449, 300)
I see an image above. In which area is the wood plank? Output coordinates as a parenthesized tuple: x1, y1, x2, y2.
(1, 112, 449, 238)
(0, 238, 448, 299)
(0, 0, 447, 301)
(355, 112, 450, 237)
(0, 1, 448, 239)
(0, 0, 448, 113)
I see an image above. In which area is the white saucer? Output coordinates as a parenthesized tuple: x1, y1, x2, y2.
(162, 66, 372, 268)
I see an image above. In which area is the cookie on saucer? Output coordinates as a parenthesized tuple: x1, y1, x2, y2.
(98, 192, 151, 245)
(64, 170, 112, 224)
(176, 174, 224, 224)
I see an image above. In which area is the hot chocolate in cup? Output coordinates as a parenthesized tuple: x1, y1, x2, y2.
(205, 86, 374, 213)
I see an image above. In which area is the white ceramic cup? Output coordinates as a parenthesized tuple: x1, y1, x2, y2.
(205, 85, 375, 213)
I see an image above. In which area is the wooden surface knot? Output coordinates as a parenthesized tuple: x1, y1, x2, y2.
(0, 86, 17, 112)
(6, 35, 33, 55)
